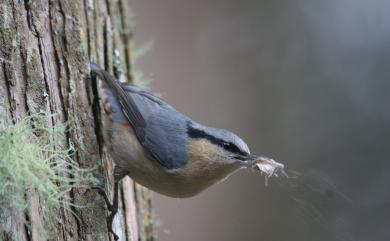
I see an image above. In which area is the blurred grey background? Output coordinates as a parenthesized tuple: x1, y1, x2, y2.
(131, 0, 390, 241)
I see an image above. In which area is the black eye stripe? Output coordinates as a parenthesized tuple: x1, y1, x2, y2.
(222, 142, 245, 155)
(187, 123, 248, 156)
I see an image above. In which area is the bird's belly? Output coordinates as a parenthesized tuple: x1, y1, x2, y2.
(116, 154, 218, 198)
(115, 149, 222, 198)
(126, 155, 239, 198)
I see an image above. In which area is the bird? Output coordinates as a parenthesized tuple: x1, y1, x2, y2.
(90, 63, 277, 240)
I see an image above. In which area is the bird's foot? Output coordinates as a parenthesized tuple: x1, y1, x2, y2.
(89, 183, 120, 240)
(91, 186, 115, 211)
(107, 208, 119, 241)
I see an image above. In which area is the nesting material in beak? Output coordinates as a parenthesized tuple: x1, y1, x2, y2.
(251, 156, 287, 186)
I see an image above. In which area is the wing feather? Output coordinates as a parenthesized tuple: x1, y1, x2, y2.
(90, 63, 188, 169)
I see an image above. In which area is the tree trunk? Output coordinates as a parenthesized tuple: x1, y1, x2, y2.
(0, 0, 154, 240)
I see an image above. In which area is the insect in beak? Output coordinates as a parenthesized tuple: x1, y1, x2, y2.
(242, 155, 287, 185)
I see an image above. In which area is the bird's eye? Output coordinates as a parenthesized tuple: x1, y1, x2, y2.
(221, 142, 243, 155)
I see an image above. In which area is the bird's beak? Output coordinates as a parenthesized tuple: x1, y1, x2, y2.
(240, 154, 261, 168)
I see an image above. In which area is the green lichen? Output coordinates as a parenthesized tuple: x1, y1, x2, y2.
(133, 70, 153, 90)
(132, 41, 154, 89)
(0, 113, 97, 212)
(133, 41, 153, 64)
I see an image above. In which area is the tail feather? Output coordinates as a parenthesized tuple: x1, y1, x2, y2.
(90, 62, 108, 82)
(89, 62, 146, 129)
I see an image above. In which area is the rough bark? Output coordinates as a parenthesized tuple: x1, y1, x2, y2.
(0, 0, 154, 240)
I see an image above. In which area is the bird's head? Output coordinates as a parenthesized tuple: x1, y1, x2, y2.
(186, 122, 259, 169)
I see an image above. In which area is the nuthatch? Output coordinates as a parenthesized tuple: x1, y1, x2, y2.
(90, 63, 282, 240)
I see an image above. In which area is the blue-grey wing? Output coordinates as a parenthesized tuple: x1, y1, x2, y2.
(142, 108, 190, 169)
(91, 64, 189, 169)
(121, 83, 190, 169)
